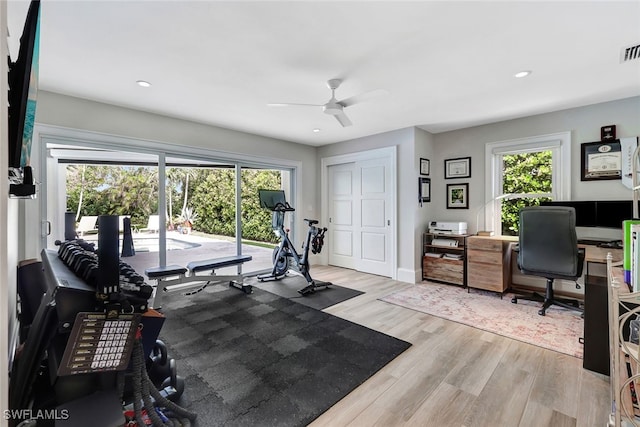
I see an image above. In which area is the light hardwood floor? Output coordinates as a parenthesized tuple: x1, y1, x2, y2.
(307, 266, 610, 427)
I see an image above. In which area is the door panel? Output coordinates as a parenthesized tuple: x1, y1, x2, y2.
(362, 232, 386, 262)
(328, 163, 356, 269)
(357, 157, 391, 276)
(361, 165, 385, 194)
(361, 199, 384, 227)
(332, 200, 352, 225)
(332, 230, 353, 256)
(328, 157, 392, 277)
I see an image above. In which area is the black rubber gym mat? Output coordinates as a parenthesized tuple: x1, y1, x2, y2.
(157, 286, 410, 426)
(249, 274, 364, 310)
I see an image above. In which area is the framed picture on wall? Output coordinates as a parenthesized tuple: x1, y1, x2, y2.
(444, 157, 471, 179)
(580, 140, 622, 181)
(420, 158, 430, 176)
(446, 183, 469, 209)
(419, 177, 430, 206)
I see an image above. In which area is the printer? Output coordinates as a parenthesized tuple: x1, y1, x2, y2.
(428, 221, 468, 235)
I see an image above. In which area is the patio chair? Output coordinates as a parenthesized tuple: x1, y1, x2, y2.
(76, 216, 98, 237)
(140, 215, 160, 233)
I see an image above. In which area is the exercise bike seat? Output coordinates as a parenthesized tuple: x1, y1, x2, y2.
(304, 219, 319, 226)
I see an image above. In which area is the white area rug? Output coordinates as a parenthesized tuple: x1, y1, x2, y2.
(380, 282, 584, 358)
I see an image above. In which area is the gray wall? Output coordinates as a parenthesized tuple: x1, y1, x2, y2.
(428, 96, 640, 233)
(28, 91, 319, 260)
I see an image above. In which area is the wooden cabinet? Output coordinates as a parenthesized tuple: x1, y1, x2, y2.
(422, 233, 467, 286)
(466, 236, 515, 293)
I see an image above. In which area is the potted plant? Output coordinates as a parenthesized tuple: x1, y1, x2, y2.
(179, 207, 198, 234)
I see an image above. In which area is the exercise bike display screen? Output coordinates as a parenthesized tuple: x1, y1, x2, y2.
(258, 189, 287, 210)
(57, 312, 141, 376)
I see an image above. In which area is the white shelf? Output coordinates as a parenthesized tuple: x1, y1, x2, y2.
(609, 254, 640, 427)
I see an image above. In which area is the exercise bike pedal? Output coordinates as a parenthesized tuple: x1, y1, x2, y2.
(298, 284, 317, 295)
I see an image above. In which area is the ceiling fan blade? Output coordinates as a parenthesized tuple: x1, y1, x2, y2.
(267, 102, 323, 107)
(339, 89, 388, 108)
(334, 111, 353, 127)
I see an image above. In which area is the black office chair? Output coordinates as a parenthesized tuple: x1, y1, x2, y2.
(511, 206, 585, 316)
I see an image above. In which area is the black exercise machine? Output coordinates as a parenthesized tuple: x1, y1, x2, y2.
(9, 215, 196, 427)
(257, 189, 332, 295)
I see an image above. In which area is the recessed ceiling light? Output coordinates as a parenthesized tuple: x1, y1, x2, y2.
(136, 80, 152, 87)
(514, 70, 532, 78)
(313, 128, 321, 133)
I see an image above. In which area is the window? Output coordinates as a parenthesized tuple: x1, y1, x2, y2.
(484, 131, 571, 236)
(40, 126, 299, 276)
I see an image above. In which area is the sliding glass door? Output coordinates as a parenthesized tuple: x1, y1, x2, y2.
(46, 142, 293, 277)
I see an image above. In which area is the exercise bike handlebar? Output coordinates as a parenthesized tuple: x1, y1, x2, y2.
(272, 202, 295, 212)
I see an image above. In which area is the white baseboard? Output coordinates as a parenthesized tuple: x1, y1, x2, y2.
(396, 268, 419, 284)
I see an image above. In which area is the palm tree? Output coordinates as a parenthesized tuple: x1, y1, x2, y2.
(181, 168, 196, 217)
(166, 168, 185, 228)
(74, 165, 87, 221)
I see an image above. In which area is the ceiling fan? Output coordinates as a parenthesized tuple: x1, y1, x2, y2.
(267, 79, 386, 127)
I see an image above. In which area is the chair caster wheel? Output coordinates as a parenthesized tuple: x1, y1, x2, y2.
(511, 297, 517, 304)
(538, 309, 545, 316)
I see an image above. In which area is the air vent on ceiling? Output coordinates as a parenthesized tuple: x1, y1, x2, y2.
(620, 43, 640, 63)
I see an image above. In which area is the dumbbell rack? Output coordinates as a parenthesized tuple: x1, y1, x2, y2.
(39, 215, 155, 404)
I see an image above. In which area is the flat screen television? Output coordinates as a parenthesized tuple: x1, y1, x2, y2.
(8, 0, 40, 197)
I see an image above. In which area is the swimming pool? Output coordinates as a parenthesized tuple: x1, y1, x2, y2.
(129, 237, 201, 252)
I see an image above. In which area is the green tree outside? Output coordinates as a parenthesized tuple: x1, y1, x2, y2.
(66, 165, 281, 243)
(501, 151, 553, 235)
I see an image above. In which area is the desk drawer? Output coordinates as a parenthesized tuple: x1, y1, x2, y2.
(423, 257, 464, 285)
(468, 262, 506, 292)
(468, 249, 501, 265)
(467, 238, 502, 252)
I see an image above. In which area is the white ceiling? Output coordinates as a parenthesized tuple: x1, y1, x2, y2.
(7, 1, 640, 146)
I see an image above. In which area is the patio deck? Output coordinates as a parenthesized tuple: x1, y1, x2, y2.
(83, 231, 274, 278)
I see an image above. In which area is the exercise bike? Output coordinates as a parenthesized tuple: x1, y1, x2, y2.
(257, 189, 332, 295)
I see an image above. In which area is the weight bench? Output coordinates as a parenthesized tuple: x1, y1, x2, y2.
(145, 254, 253, 309)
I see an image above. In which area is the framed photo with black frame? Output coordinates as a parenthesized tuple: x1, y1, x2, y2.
(580, 140, 622, 181)
(446, 183, 469, 209)
(444, 157, 471, 179)
(419, 177, 430, 206)
(420, 158, 430, 176)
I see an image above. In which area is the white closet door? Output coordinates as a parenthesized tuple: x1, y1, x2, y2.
(328, 156, 392, 277)
(357, 157, 392, 276)
(328, 163, 356, 270)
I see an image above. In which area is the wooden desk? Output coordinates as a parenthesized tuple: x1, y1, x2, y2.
(584, 245, 621, 263)
(467, 234, 622, 374)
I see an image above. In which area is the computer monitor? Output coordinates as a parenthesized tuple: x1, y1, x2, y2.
(595, 200, 635, 229)
(540, 200, 637, 229)
(539, 201, 597, 227)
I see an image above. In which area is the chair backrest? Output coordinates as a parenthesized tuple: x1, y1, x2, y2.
(518, 206, 581, 279)
(146, 215, 160, 231)
(76, 216, 98, 233)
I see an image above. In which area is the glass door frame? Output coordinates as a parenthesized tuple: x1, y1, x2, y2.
(37, 124, 299, 273)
